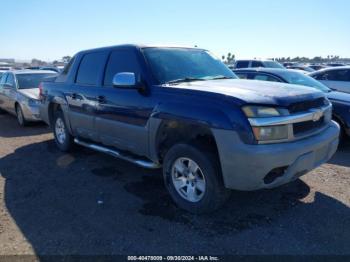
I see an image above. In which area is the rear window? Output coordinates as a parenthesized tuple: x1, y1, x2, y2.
(251, 61, 264, 68)
(235, 61, 250, 68)
(262, 61, 285, 69)
(17, 74, 55, 89)
(76, 52, 108, 86)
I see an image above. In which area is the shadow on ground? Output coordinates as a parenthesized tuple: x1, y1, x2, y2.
(328, 142, 350, 168)
(0, 114, 50, 138)
(1, 139, 349, 254)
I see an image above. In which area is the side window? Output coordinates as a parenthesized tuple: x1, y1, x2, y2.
(313, 72, 326, 80)
(322, 70, 350, 81)
(103, 49, 142, 86)
(235, 61, 250, 69)
(253, 74, 280, 82)
(251, 61, 264, 68)
(235, 73, 249, 79)
(76, 52, 108, 86)
(0, 73, 7, 89)
(5, 74, 16, 87)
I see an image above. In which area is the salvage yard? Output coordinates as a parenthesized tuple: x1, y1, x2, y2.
(0, 113, 349, 255)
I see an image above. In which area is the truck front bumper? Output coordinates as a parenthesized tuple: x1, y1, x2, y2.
(212, 121, 340, 191)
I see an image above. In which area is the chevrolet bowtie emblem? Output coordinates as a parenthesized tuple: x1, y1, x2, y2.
(310, 109, 323, 122)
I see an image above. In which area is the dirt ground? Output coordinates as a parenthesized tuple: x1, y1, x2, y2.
(0, 113, 349, 255)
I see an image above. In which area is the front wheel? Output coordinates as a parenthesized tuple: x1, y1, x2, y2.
(53, 110, 74, 152)
(16, 105, 28, 127)
(163, 144, 230, 214)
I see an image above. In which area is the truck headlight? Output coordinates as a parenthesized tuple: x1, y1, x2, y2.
(252, 125, 288, 141)
(242, 106, 288, 118)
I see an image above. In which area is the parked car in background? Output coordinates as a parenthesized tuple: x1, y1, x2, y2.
(310, 66, 350, 94)
(286, 65, 315, 73)
(283, 62, 296, 67)
(26, 66, 61, 73)
(25, 66, 41, 70)
(326, 63, 346, 67)
(0, 70, 57, 126)
(233, 59, 285, 69)
(308, 64, 327, 71)
(233, 68, 350, 140)
(39, 66, 61, 73)
(39, 44, 339, 213)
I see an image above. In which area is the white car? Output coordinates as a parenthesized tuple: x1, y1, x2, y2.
(310, 66, 350, 94)
(0, 70, 57, 126)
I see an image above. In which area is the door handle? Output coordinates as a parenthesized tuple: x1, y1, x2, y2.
(97, 95, 106, 103)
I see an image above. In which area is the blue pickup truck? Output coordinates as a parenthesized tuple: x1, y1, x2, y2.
(39, 45, 340, 213)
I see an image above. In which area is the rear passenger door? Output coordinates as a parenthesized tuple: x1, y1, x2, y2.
(95, 48, 151, 156)
(67, 51, 109, 141)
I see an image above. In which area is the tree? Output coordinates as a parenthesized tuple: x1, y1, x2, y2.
(222, 52, 235, 64)
(62, 56, 72, 63)
(31, 58, 47, 66)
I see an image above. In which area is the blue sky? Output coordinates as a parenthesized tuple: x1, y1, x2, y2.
(1, 0, 349, 61)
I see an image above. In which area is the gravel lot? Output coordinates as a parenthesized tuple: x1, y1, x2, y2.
(0, 113, 349, 255)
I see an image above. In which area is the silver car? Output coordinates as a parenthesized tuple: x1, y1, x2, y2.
(0, 70, 57, 126)
(310, 66, 350, 94)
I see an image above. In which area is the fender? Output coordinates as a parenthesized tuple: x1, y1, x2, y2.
(147, 101, 251, 162)
(41, 87, 73, 134)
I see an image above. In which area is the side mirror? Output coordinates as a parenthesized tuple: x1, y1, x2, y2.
(112, 72, 137, 88)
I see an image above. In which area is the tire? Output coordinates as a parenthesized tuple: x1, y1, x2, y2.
(163, 143, 231, 214)
(333, 119, 346, 145)
(16, 104, 28, 127)
(53, 110, 74, 152)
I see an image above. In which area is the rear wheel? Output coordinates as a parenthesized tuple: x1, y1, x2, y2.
(16, 105, 28, 127)
(163, 144, 230, 214)
(53, 110, 74, 152)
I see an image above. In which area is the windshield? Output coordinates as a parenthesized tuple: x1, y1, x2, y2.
(16, 73, 55, 89)
(279, 71, 330, 92)
(263, 61, 285, 69)
(143, 48, 237, 84)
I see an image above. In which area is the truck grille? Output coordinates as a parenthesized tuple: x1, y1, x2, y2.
(288, 97, 327, 114)
(293, 116, 325, 136)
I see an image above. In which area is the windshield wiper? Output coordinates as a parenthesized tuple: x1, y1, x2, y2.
(165, 77, 206, 85)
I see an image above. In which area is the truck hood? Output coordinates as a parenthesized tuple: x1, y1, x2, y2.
(17, 88, 40, 100)
(170, 79, 324, 106)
